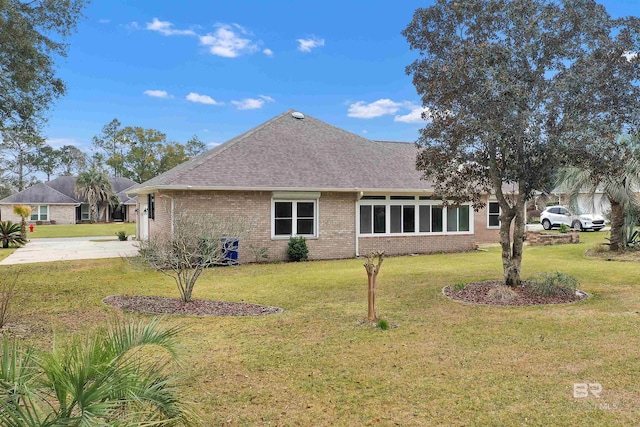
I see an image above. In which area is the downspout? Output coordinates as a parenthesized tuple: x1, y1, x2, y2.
(355, 191, 364, 257)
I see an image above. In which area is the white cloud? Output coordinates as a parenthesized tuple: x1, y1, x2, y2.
(263, 48, 273, 56)
(143, 89, 172, 99)
(347, 99, 403, 119)
(297, 37, 325, 52)
(207, 141, 221, 148)
(394, 106, 431, 123)
(186, 92, 222, 105)
(146, 18, 195, 36)
(199, 24, 258, 58)
(361, 130, 369, 134)
(231, 95, 275, 110)
(98, 18, 111, 24)
(623, 51, 638, 61)
(126, 21, 140, 30)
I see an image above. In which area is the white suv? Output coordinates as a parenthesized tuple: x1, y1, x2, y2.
(540, 206, 605, 231)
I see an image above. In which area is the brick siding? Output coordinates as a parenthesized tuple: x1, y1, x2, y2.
(358, 234, 476, 256)
(0, 204, 76, 224)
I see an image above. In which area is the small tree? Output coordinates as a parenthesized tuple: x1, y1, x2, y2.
(363, 250, 384, 321)
(12, 205, 31, 239)
(138, 212, 249, 303)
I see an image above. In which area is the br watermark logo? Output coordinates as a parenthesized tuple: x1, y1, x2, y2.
(573, 383, 602, 398)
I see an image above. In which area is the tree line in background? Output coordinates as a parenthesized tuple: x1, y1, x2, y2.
(0, 118, 207, 199)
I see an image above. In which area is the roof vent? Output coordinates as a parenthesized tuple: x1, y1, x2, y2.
(291, 111, 305, 119)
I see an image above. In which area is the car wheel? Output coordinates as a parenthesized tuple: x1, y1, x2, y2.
(571, 220, 582, 231)
(542, 219, 551, 230)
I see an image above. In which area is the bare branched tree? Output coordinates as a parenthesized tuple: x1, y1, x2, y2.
(364, 250, 384, 321)
(138, 211, 250, 302)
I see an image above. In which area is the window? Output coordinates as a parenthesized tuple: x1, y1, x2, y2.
(390, 205, 415, 233)
(30, 205, 48, 221)
(488, 202, 500, 228)
(81, 204, 90, 221)
(447, 206, 470, 232)
(273, 200, 317, 237)
(358, 196, 470, 235)
(147, 194, 155, 220)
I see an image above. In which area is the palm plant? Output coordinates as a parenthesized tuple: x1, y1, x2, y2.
(0, 318, 196, 426)
(556, 158, 640, 251)
(0, 221, 27, 249)
(75, 169, 116, 223)
(12, 205, 31, 239)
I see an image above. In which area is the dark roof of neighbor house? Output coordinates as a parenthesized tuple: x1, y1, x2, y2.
(0, 176, 138, 205)
(0, 182, 78, 204)
(128, 110, 433, 194)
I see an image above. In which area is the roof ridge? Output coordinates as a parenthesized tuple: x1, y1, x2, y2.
(44, 181, 80, 203)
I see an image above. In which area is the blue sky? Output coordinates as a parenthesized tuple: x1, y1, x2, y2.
(44, 0, 640, 151)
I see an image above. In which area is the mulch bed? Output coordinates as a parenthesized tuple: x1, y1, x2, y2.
(443, 280, 588, 306)
(103, 295, 284, 316)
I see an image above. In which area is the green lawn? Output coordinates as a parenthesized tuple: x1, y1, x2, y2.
(2, 229, 639, 426)
(26, 222, 136, 238)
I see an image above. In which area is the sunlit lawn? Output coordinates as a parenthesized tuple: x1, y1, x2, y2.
(3, 229, 640, 426)
(26, 222, 136, 238)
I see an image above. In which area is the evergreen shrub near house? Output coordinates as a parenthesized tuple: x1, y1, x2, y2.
(287, 237, 308, 262)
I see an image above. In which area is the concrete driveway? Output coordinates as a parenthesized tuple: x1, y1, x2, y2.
(0, 237, 139, 265)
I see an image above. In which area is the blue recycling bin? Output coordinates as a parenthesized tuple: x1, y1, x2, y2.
(221, 238, 239, 265)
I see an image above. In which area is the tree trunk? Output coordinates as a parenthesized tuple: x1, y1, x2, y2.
(364, 251, 384, 321)
(500, 199, 525, 287)
(609, 200, 625, 252)
(367, 274, 376, 321)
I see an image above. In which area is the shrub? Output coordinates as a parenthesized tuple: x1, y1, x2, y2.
(487, 285, 518, 304)
(559, 223, 570, 233)
(287, 237, 308, 262)
(376, 318, 390, 330)
(529, 272, 577, 297)
(591, 243, 609, 254)
(0, 221, 27, 249)
(452, 282, 466, 291)
(116, 231, 129, 241)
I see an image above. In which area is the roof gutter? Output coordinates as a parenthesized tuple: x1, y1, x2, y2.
(127, 185, 436, 196)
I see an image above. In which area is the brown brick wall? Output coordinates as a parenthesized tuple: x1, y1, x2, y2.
(0, 204, 76, 224)
(358, 234, 476, 256)
(473, 199, 500, 244)
(146, 191, 357, 262)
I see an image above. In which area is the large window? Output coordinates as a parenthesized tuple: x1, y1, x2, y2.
(30, 205, 48, 221)
(488, 201, 500, 228)
(358, 196, 471, 235)
(273, 200, 317, 237)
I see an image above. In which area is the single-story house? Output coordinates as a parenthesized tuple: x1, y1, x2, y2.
(127, 110, 503, 262)
(0, 176, 137, 224)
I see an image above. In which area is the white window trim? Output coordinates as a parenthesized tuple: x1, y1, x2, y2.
(30, 205, 49, 221)
(271, 198, 319, 239)
(487, 200, 501, 229)
(356, 196, 473, 237)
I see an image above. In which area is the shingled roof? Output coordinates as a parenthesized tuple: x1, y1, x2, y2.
(128, 110, 433, 194)
(0, 176, 138, 205)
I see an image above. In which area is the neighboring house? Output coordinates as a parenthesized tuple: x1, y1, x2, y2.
(0, 176, 137, 224)
(127, 110, 503, 262)
(551, 187, 611, 217)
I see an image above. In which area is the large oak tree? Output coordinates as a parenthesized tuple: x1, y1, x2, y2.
(0, 0, 87, 133)
(404, 0, 640, 286)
